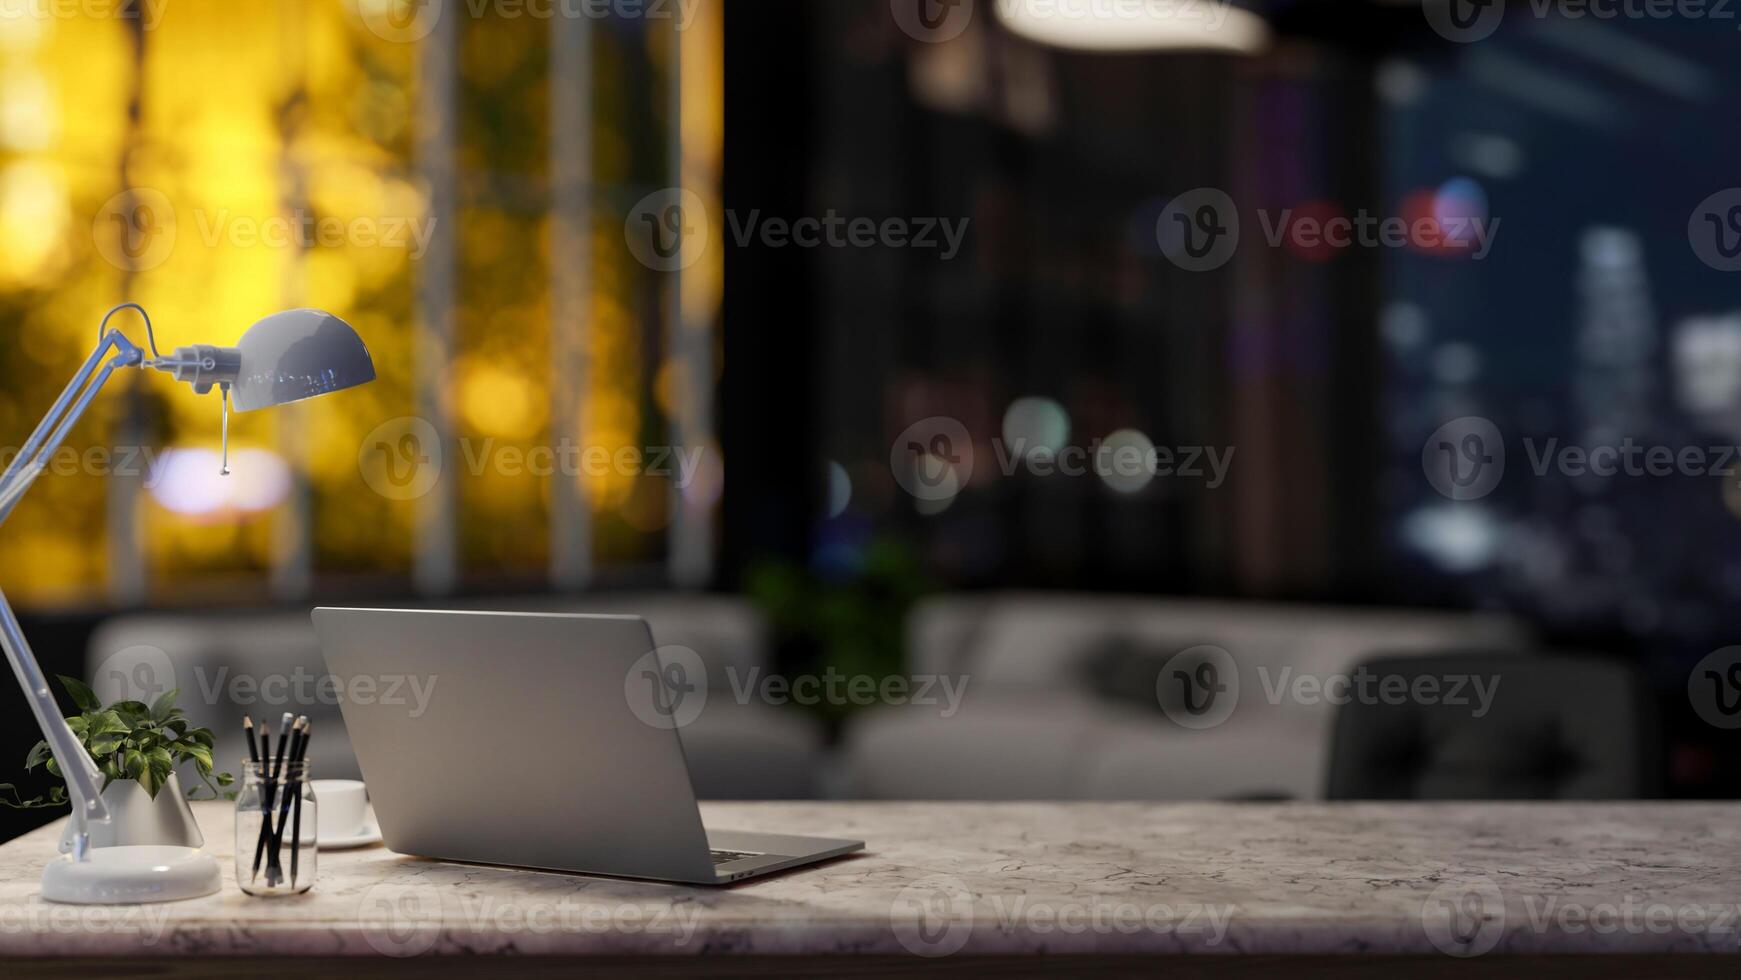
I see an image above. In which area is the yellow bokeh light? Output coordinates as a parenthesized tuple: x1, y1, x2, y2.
(0, 159, 67, 284)
(459, 358, 537, 438)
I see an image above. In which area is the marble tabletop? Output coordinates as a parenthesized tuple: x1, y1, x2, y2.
(0, 801, 1737, 960)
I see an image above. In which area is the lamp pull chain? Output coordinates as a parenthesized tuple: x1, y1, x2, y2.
(219, 385, 232, 477)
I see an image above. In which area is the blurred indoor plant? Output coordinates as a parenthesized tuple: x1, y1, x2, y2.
(747, 536, 934, 724)
(0, 676, 231, 851)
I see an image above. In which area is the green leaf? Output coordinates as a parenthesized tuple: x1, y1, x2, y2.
(24, 741, 49, 771)
(123, 749, 145, 780)
(137, 762, 160, 799)
(45, 757, 60, 777)
(139, 747, 171, 798)
(88, 733, 125, 757)
(66, 716, 88, 735)
(110, 701, 151, 725)
(56, 675, 99, 712)
(86, 711, 129, 737)
(183, 744, 214, 774)
(149, 689, 179, 722)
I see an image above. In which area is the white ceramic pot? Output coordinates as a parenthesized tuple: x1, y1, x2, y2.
(58, 772, 206, 853)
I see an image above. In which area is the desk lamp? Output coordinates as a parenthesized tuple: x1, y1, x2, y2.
(0, 304, 374, 903)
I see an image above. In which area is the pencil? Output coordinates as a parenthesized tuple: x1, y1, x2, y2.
(249, 723, 272, 883)
(267, 717, 308, 884)
(243, 716, 259, 766)
(251, 715, 294, 884)
(290, 721, 311, 888)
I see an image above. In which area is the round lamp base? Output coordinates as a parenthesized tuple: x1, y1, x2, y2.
(41, 846, 222, 904)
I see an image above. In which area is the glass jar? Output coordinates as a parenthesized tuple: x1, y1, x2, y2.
(234, 761, 317, 896)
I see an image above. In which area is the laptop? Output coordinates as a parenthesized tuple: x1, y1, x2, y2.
(311, 607, 863, 884)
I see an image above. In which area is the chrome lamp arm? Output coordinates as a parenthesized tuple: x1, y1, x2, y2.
(0, 327, 145, 862)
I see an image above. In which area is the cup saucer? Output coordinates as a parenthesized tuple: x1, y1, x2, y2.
(318, 823, 383, 851)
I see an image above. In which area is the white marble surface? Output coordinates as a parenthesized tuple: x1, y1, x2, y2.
(0, 801, 1737, 958)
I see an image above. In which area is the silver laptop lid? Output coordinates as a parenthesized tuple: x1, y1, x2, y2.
(311, 608, 716, 882)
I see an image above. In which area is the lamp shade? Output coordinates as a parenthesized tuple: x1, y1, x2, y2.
(231, 309, 376, 412)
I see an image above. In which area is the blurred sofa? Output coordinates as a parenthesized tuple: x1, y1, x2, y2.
(85, 593, 824, 799)
(836, 593, 1529, 801)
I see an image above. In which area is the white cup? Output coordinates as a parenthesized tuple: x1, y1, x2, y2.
(311, 779, 368, 840)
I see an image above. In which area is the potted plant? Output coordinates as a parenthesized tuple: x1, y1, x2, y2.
(0, 676, 233, 851)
